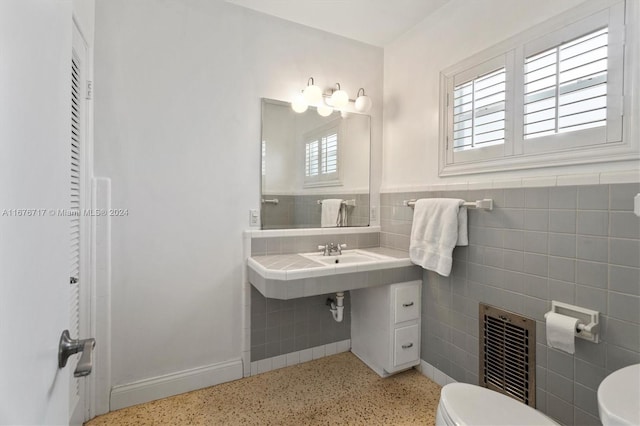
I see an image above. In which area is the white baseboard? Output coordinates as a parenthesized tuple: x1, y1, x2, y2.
(110, 358, 243, 411)
(417, 359, 456, 386)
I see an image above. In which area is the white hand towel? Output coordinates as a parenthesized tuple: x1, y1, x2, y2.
(409, 198, 468, 277)
(321, 199, 343, 228)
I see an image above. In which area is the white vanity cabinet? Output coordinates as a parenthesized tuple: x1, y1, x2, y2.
(351, 280, 422, 377)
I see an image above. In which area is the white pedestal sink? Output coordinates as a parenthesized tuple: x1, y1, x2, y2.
(598, 363, 640, 426)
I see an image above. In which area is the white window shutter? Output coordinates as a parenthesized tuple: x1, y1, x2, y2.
(453, 67, 507, 151)
(524, 27, 609, 139)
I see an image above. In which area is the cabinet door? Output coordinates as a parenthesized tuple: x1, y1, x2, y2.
(393, 324, 420, 367)
(394, 284, 420, 324)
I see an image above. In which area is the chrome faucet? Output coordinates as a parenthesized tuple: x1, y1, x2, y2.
(318, 243, 347, 256)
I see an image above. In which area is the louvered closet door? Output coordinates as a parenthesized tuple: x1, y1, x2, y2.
(69, 22, 90, 426)
(69, 46, 82, 420)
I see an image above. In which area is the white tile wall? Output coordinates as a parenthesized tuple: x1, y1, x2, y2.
(249, 340, 351, 377)
(418, 359, 456, 386)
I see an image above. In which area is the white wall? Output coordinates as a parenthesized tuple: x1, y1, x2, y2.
(382, 0, 639, 190)
(334, 113, 370, 193)
(73, 0, 95, 46)
(93, 0, 382, 392)
(262, 103, 296, 193)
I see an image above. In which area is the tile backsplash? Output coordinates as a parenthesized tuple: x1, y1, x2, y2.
(251, 231, 379, 256)
(380, 183, 640, 426)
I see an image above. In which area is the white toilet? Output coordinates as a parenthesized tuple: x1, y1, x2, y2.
(436, 383, 559, 426)
(597, 364, 640, 426)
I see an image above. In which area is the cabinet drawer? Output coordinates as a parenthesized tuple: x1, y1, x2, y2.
(394, 284, 420, 324)
(394, 324, 420, 367)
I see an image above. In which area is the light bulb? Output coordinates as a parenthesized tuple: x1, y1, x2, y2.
(291, 92, 308, 113)
(317, 103, 333, 117)
(303, 83, 323, 104)
(355, 94, 372, 113)
(330, 88, 349, 109)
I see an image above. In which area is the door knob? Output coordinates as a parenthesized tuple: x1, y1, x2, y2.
(58, 330, 96, 377)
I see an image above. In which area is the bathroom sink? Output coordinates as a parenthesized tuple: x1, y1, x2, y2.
(247, 246, 419, 299)
(597, 363, 640, 426)
(302, 250, 391, 265)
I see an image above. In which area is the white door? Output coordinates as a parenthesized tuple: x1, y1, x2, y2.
(0, 1, 84, 424)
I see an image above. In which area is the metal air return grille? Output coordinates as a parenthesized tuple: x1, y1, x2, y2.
(479, 303, 536, 407)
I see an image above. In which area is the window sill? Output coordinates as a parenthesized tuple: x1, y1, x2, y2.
(439, 142, 638, 177)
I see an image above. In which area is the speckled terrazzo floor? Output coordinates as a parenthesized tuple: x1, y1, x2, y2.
(86, 352, 442, 425)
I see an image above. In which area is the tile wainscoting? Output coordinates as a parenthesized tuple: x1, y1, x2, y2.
(380, 183, 640, 426)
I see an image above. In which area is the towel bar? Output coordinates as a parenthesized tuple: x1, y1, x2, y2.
(317, 199, 356, 207)
(261, 198, 279, 205)
(403, 198, 493, 210)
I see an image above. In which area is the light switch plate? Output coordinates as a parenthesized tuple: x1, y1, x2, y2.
(634, 193, 640, 217)
(249, 209, 259, 226)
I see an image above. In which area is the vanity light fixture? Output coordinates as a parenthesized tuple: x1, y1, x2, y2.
(302, 77, 323, 104)
(291, 77, 373, 116)
(354, 88, 372, 113)
(329, 83, 349, 109)
(291, 91, 309, 113)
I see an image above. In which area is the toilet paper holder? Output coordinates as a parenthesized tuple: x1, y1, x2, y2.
(544, 301, 600, 343)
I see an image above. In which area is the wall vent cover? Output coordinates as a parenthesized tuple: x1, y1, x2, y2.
(479, 303, 536, 407)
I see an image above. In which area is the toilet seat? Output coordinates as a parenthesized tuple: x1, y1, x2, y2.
(438, 383, 559, 426)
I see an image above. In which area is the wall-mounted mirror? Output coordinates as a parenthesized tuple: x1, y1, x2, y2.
(261, 98, 370, 229)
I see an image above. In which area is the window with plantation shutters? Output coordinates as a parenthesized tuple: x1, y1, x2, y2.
(519, 5, 625, 156)
(304, 121, 341, 186)
(524, 27, 609, 139)
(321, 133, 338, 174)
(453, 67, 506, 151)
(444, 53, 512, 166)
(439, 1, 630, 176)
(305, 139, 319, 177)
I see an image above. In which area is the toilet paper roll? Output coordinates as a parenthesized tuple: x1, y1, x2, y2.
(546, 312, 579, 354)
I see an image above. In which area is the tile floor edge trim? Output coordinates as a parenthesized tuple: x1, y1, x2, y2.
(417, 359, 457, 387)
(250, 340, 351, 376)
(110, 358, 243, 411)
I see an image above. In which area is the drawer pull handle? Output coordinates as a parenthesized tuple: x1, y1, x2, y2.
(402, 302, 414, 307)
(402, 343, 414, 349)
